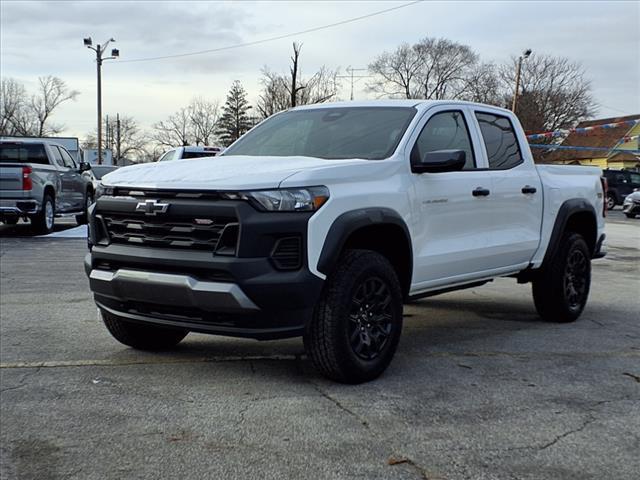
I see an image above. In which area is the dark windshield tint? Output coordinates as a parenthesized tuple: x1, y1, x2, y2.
(0, 143, 49, 164)
(224, 107, 417, 160)
(92, 166, 117, 179)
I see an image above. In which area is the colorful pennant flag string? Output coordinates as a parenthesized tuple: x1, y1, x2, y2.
(526, 119, 639, 141)
(528, 144, 640, 154)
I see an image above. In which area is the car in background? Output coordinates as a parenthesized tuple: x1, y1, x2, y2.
(157, 146, 223, 162)
(622, 189, 640, 218)
(83, 165, 119, 191)
(0, 139, 93, 233)
(602, 169, 640, 210)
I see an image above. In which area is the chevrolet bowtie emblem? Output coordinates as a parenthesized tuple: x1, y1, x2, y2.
(135, 199, 169, 216)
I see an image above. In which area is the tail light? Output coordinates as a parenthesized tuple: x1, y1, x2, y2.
(600, 176, 608, 217)
(22, 166, 32, 191)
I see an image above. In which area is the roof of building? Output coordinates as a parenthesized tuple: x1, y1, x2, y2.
(541, 114, 640, 163)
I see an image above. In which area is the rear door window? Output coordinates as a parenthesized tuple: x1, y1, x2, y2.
(475, 112, 524, 170)
(0, 143, 49, 165)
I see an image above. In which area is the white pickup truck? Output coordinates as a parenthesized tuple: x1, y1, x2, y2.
(86, 100, 607, 383)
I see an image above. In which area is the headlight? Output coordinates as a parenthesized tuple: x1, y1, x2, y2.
(228, 187, 329, 212)
(95, 184, 114, 199)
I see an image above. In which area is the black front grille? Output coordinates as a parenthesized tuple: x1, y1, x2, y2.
(101, 213, 237, 251)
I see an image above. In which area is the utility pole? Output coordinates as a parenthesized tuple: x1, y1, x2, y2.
(511, 49, 532, 113)
(105, 114, 109, 151)
(84, 37, 119, 164)
(338, 66, 369, 100)
(116, 113, 121, 166)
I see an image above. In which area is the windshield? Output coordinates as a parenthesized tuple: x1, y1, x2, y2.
(91, 166, 117, 179)
(223, 107, 416, 160)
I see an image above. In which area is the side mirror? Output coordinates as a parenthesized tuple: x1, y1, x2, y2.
(79, 162, 92, 172)
(412, 149, 466, 173)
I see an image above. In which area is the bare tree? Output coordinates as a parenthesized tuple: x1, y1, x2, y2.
(256, 42, 341, 119)
(368, 37, 479, 100)
(83, 115, 151, 164)
(152, 98, 220, 148)
(189, 98, 220, 145)
(0, 76, 78, 137)
(0, 78, 28, 135)
(460, 63, 502, 105)
(152, 107, 192, 147)
(367, 43, 422, 98)
(500, 54, 596, 133)
(30, 76, 80, 136)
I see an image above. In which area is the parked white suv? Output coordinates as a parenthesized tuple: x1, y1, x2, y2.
(157, 145, 223, 162)
(86, 100, 606, 383)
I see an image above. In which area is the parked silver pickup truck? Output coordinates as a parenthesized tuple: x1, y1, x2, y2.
(0, 139, 94, 234)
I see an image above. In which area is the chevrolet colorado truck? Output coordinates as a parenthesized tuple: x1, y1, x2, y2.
(85, 100, 607, 383)
(0, 139, 93, 233)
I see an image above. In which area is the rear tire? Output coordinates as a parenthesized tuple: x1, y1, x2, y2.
(100, 309, 188, 350)
(76, 190, 93, 225)
(606, 193, 616, 210)
(625, 213, 636, 219)
(32, 194, 55, 235)
(532, 232, 591, 323)
(304, 249, 403, 384)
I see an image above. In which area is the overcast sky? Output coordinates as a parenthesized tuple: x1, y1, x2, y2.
(1, 0, 639, 139)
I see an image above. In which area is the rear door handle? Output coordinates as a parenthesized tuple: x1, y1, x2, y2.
(521, 185, 537, 194)
(472, 187, 491, 197)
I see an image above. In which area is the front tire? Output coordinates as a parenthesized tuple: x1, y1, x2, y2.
(532, 232, 591, 323)
(100, 309, 188, 350)
(625, 212, 636, 219)
(32, 194, 55, 235)
(304, 250, 403, 384)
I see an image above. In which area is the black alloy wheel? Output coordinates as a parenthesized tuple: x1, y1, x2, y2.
(348, 277, 394, 361)
(564, 248, 588, 312)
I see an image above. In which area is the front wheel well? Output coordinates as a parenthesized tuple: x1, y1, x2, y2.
(342, 224, 412, 298)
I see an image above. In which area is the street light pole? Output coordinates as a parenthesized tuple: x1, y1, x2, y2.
(511, 48, 532, 114)
(84, 37, 119, 165)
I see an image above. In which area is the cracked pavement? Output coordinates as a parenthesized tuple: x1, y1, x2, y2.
(1, 212, 639, 479)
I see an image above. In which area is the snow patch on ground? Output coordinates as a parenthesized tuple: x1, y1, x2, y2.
(44, 225, 88, 238)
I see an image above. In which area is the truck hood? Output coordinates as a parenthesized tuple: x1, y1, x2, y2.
(102, 155, 368, 190)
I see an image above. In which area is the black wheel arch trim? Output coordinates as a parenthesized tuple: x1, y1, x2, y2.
(317, 207, 413, 292)
(542, 198, 598, 266)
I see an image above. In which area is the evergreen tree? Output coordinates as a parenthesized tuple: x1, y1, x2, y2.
(217, 80, 252, 146)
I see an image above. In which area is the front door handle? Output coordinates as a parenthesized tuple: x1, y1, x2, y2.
(472, 187, 491, 197)
(521, 185, 537, 194)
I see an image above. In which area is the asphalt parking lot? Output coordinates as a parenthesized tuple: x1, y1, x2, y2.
(1, 212, 638, 480)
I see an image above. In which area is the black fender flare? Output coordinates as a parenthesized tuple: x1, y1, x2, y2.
(542, 198, 597, 266)
(317, 207, 413, 280)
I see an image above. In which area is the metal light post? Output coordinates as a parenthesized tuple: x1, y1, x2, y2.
(84, 37, 119, 165)
(511, 48, 532, 114)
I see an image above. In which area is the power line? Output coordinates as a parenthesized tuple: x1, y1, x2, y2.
(116, 1, 423, 64)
